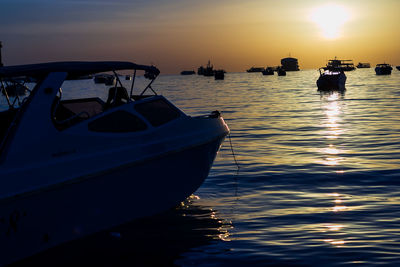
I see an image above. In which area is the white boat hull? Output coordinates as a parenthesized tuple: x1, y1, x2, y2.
(0, 136, 224, 266)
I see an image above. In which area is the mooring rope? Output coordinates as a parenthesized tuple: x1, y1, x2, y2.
(228, 132, 240, 170)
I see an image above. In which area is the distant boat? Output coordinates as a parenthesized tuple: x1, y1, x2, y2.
(214, 70, 224, 80)
(356, 62, 371, 68)
(125, 75, 132, 80)
(396, 66, 400, 71)
(262, 67, 274, 75)
(94, 74, 116, 85)
(324, 57, 355, 71)
(277, 67, 286, 76)
(197, 60, 214, 76)
(317, 68, 346, 91)
(281, 57, 300, 71)
(246, 66, 265, 73)
(180, 70, 195, 75)
(375, 63, 392, 75)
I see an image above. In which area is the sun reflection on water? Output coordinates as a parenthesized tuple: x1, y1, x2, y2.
(317, 92, 346, 167)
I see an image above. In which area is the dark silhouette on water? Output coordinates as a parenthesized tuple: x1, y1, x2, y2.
(281, 57, 300, 71)
(262, 67, 274, 75)
(375, 63, 392, 75)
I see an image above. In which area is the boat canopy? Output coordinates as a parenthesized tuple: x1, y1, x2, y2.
(0, 61, 160, 79)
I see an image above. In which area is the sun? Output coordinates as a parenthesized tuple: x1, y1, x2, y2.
(310, 4, 351, 39)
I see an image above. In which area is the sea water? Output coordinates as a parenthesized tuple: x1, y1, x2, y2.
(3, 69, 400, 266)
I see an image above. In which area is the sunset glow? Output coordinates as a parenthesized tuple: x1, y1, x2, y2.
(310, 4, 351, 39)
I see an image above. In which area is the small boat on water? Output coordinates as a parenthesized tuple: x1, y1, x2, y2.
(316, 67, 346, 91)
(396, 66, 400, 71)
(276, 67, 286, 76)
(198, 61, 214, 76)
(180, 70, 195, 75)
(375, 63, 392, 75)
(356, 62, 371, 68)
(0, 61, 229, 265)
(324, 57, 355, 71)
(262, 67, 274, 75)
(94, 73, 116, 85)
(246, 66, 264, 73)
(214, 70, 225, 80)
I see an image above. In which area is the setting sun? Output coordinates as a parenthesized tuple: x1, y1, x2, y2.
(310, 4, 351, 39)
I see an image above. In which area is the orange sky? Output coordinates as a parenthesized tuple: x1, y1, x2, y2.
(1, 0, 399, 74)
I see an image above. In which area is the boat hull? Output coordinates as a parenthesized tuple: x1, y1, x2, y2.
(0, 136, 224, 266)
(317, 73, 346, 91)
(375, 67, 392, 75)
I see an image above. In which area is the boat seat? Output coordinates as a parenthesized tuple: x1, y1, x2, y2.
(53, 97, 105, 130)
(104, 86, 129, 109)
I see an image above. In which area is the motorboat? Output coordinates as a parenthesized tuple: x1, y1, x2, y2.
(94, 73, 116, 85)
(214, 70, 224, 80)
(324, 57, 355, 71)
(356, 62, 370, 68)
(0, 61, 229, 265)
(375, 63, 392, 75)
(316, 67, 346, 91)
(276, 67, 286, 76)
(262, 67, 274, 75)
(180, 70, 195, 75)
(246, 66, 264, 73)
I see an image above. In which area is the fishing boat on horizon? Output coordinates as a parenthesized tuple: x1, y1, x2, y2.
(262, 67, 274, 75)
(375, 63, 392, 75)
(356, 62, 371, 68)
(246, 66, 265, 73)
(324, 57, 355, 71)
(0, 61, 229, 266)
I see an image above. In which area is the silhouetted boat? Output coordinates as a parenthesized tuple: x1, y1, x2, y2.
(214, 70, 224, 80)
(0, 61, 229, 266)
(375, 63, 392, 75)
(281, 57, 300, 71)
(180, 70, 195, 75)
(356, 62, 371, 68)
(277, 67, 286, 76)
(246, 66, 264, 73)
(262, 67, 274, 75)
(324, 57, 355, 71)
(94, 73, 116, 85)
(396, 66, 400, 71)
(125, 74, 132, 80)
(197, 60, 214, 76)
(317, 67, 346, 91)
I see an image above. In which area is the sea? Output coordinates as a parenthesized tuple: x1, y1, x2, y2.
(2, 68, 400, 266)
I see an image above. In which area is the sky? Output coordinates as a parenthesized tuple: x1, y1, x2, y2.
(1, 0, 399, 74)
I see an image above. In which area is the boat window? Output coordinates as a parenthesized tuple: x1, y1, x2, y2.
(134, 99, 180, 127)
(88, 110, 147, 132)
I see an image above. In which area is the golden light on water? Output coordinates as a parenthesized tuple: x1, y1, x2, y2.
(310, 4, 351, 39)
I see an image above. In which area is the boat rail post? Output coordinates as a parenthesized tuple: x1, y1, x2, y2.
(129, 69, 137, 100)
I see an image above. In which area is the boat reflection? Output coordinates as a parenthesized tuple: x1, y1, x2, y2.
(10, 196, 231, 267)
